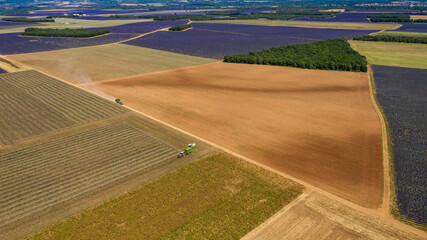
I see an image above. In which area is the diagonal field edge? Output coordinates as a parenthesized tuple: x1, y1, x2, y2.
(12, 61, 427, 238)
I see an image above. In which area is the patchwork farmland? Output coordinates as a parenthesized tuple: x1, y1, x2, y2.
(1, 4, 426, 239)
(93, 62, 383, 208)
(0, 70, 218, 239)
(124, 23, 376, 59)
(0, 70, 126, 145)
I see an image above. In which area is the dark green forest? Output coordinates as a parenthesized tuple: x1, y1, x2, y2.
(21, 28, 110, 38)
(224, 38, 368, 72)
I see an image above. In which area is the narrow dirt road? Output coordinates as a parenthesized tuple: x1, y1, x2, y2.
(367, 65, 391, 217)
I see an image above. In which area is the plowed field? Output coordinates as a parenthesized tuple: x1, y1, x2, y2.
(93, 62, 383, 208)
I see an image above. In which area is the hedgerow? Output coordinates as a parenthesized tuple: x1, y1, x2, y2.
(2, 17, 54, 23)
(353, 35, 427, 44)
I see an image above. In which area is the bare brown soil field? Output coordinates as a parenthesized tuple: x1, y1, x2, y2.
(242, 192, 425, 240)
(93, 62, 383, 208)
(410, 15, 427, 20)
(8, 44, 215, 83)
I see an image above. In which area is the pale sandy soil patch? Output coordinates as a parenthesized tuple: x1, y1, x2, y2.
(410, 15, 427, 20)
(9, 44, 215, 83)
(93, 62, 383, 208)
(243, 192, 425, 240)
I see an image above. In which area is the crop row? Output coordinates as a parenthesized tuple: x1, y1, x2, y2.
(0, 70, 127, 145)
(0, 32, 138, 55)
(123, 22, 375, 59)
(372, 65, 426, 225)
(0, 122, 177, 228)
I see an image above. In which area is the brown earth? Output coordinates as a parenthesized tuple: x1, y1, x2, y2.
(410, 15, 427, 20)
(242, 191, 425, 240)
(92, 62, 383, 208)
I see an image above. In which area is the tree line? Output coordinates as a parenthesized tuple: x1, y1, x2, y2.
(353, 35, 427, 44)
(111, 10, 338, 21)
(224, 38, 368, 72)
(21, 28, 110, 38)
(368, 13, 427, 23)
(2, 17, 54, 22)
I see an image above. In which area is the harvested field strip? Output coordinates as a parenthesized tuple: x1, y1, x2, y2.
(9, 44, 216, 83)
(0, 70, 127, 144)
(0, 122, 177, 228)
(27, 153, 303, 240)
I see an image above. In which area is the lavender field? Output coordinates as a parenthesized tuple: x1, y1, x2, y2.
(0, 21, 39, 29)
(123, 23, 375, 59)
(295, 12, 369, 23)
(91, 20, 187, 33)
(391, 24, 427, 33)
(0, 32, 138, 55)
(372, 65, 426, 226)
(0, 68, 7, 74)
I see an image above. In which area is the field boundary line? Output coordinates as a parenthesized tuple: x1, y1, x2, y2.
(241, 191, 312, 239)
(6, 63, 427, 238)
(367, 65, 390, 217)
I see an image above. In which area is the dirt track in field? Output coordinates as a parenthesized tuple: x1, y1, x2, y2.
(242, 192, 425, 240)
(91, 62, 383, 208)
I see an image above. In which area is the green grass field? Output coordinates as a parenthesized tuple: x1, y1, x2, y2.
(350, 40, 427, 69)
(375, 31, 427, 38)
(27, 152, 303, 240)
(198, 20, 401, 30)
(10, 44, 216, 83)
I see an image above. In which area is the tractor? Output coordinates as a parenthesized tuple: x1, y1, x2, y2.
(115, 98, 123, 105)
(178, 143, 196, 158)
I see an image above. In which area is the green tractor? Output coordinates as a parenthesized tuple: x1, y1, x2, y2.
(115, 98, 123, 105)
(178, 143, 196, 158)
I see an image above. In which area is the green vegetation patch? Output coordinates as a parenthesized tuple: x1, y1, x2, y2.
(353, 34, 427, 44)
(21, 28, 110, 38)
(27, 153, 303, 240)
(350, 41, 427, 69)
(375, 31, 427, 38)
(224, 38, 368, 72)
(169, 24, 192, 31)
(2, 17, 54, 23)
